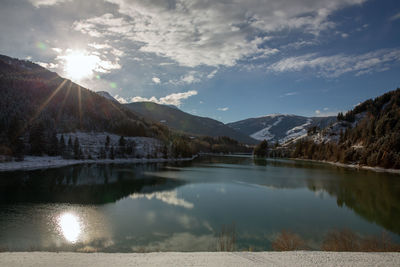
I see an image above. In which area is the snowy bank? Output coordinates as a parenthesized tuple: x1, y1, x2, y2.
(0, 155, 197, 172)
(291, 158, 400, 175)
(0, 252, 399, 267)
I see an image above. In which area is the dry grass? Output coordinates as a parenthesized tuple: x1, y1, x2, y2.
(322, 228, 360, 251)
(217, 223, 236, 251)
(322, 229, 400, 252)
(271, 230, 308, 251)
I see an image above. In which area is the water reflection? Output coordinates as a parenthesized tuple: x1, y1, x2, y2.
(58, 212, 82, 243)
(0, 156, 399, 252)
(129, 190, 194, 209)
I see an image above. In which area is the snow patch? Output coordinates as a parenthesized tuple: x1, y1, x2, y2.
(250, 117, 283, 141)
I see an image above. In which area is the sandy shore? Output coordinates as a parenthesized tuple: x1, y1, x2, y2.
(0, 156, 197, 172)
(291, 158, 400, 175)
(0, 252, 399, 266)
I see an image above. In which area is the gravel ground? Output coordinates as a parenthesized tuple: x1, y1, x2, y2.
(0, 252, 399, 267)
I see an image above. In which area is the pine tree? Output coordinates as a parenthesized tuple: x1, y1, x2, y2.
(105, 135, 110, 150)
(29, 122, 45, 156)
(110, 146, 115, 160)
(59, 135, 66, 155)
(253, 140, 268, 158)
(74, 137, 80, 160)
(118, 136, 126, 156)
(49, 132, 59, 156)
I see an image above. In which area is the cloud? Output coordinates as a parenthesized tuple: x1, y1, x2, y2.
(315, 108, 339, 117)
(119, 90, 198, 106)
(280, 92, 298, 97)
(389, 12, 400, 21)
(29, 0, 71, 7)
(36, 61, 59, 69)
(207, 69, 218, 79)
(152, 77, 161, 84)
(114, 94, 127, 104)
(168, 71, 202, 85)
(72, 0, 366, 67)
(268, 48, 400, 77)
(217, 107, 229, 111)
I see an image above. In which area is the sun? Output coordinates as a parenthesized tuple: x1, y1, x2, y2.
(60, 50, 99, 81)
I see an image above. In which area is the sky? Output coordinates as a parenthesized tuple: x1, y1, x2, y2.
(0, 0, 399, 123)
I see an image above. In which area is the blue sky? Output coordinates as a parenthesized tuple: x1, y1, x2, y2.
(0, 0, 399, 123)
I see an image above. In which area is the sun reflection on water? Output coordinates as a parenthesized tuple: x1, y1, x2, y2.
(58, 212, 82, 243)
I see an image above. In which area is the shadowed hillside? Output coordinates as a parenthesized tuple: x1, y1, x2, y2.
(125, 101, 257, 144)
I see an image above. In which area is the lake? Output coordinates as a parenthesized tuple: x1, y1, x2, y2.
(0, 155, 399, 252)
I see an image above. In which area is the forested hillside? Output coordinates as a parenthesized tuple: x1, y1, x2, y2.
(291, 88, 400, 169)
(0, 54, 171, 158)
(125, 101, 257, 144)
(0, 54, 250, 160)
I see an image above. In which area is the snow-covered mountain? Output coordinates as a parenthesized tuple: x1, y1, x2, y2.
(227, 114, 336, 144)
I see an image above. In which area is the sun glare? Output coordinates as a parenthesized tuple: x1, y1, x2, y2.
(58, 212, 82, 243)
(61, 50, 99, 81)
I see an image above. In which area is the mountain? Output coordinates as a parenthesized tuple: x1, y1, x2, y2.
(291, 88, 400, 169)
(96, 91, 118, 102)
(227, 114, 336, 144)
(0, 54, 169, 156)
(125, 102, 258, 144)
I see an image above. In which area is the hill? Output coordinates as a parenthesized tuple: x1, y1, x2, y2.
(228, 114, 336, 144)
(291, 88, 400, 169)
(0, 54, 169, 158)
(125, 101, 258, 144)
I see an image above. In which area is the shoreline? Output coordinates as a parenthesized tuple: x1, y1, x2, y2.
(0, 155, 197, 172)
(290, 158, 400, 175)
(0, 252, 399, 267)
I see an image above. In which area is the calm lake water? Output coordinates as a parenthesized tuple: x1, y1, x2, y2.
(0, 156, 399, 252)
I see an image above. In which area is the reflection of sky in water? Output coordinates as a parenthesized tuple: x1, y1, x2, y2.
(129, 190, 194, 209)
(0, 157, 399, 252)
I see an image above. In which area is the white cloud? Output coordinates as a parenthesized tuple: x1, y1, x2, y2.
(152, 77, 161, 84)
(36, 61, 59, 69)
(29, 0, 71, 7)
(315, 110, 321, 115)
(119, 90, 198, 107)
(207, 69, 218, 79)
(280, 92, 298, 97)
(389, 12, 400, 21)
(73, 0, 366, 67)
(341, 33, 349, 38)
(217, 107, 229, 111)
(114, 94, 127, 104)
(268, 48, 400, 77)
(56, 49, 121, 77)
(169, 71, 202, 85)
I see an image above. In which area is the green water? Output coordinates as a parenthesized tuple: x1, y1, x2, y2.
(0, 156, 399, 252)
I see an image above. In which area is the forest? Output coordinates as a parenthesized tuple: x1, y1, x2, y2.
(291, 88, 400, 169)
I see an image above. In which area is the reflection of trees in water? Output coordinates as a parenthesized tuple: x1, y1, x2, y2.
(0, 163, 185, 204)
(307, 172, 400, 234)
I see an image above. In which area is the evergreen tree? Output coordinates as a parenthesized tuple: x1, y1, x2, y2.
(59, 135, 66, 155)
(73, 137, 80, 159)
(118, 136, 126, 156)
(110, 146, 115, 160)
(48, 132, 59, 156)
(99, 147, 106, 159)
(253, 140, 268, 158)
(105, 135, 110, 150)
(29, 122, 45, 156)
